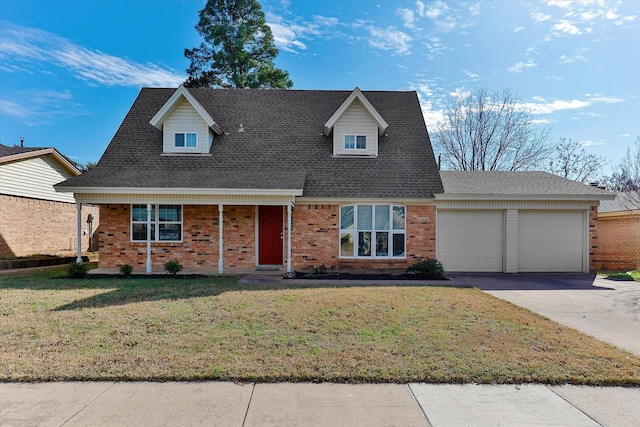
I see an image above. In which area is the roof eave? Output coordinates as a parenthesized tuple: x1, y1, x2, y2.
(0, 148, 81, 176)
(435, 193, 616, 201)
(55, 186, 304, 197)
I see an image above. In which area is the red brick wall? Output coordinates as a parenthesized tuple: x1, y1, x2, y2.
(291, 204, 436, 272)
(593, 213, 640, 271)
(0, 194, 99, 258)
(98, 204, 257, 270)
(98, 203, 437, 272)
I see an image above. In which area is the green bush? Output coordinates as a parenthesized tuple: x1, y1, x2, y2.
(407, 259, 445, 279)
(164, 259, 183, 277)
(119, 264, 134, 277)
(67, 262, 88, 279)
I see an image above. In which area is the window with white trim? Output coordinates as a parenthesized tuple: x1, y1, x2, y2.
(131, 204, 182, 242)
(174, 132, 197, 148)
(344, 134, 366, 150)
(340, 205, 405, 258)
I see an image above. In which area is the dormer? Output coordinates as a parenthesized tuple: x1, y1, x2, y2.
(324, 87, 389, 157)
(149, 86, 223, 154)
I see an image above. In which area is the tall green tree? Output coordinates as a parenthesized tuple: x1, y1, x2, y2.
(184, 0, 293, 89)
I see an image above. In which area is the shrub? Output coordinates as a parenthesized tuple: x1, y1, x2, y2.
(119, 264, 134, 277)
(67, 261, 88, 279)
(164, 259, 183, 277)
(407, 258, 445, 279)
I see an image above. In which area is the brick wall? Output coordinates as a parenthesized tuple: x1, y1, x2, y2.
(0, 194, 99, 258)
(98, 204, 256, 270)
(593, 213, 640, 271)
(98, 203, 437, 272)
(291, 204, 436, 272)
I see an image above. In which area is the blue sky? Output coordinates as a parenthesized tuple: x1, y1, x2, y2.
(1, 0, 638, 175)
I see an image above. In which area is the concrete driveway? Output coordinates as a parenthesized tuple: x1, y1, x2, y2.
(447, 273, 640, 356)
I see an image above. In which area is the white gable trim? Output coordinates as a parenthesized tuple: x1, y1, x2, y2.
(149, 86, 223, 135)
(323, 87, 388, 137)
(0, 148, 81, 176)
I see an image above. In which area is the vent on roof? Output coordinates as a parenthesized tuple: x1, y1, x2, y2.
(238, 124, 244, 133)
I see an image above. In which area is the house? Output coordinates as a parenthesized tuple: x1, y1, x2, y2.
(55, 86, 613, 274)
(594, 192, 640, 271)
(0, 144, 99, 258)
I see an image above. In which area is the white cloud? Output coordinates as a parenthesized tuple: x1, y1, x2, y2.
(580, 139, 605, 147)
(268, 22, 308, 52)
(514, 26, 525, 32)
(397, 8, 416, 29)
(619, 133, 631, 138)
(0, 89, 90, 126)
(450, 87, 470, 100)
(367, 27, 412, 55)
(508, 60, 538, 73)
(530, 12, 552, 23)
(519, 93, 623, 115)
(0, 22, 184, 87)
(553, 19, 581, 35)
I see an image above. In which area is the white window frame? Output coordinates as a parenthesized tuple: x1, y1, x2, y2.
(131, 204, 183, 243)
(174, 132, 198, 148)
(339, 204, 406, 258)
(344, 134, 367, 151)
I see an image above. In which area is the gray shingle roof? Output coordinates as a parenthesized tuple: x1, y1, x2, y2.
(57, 88, 443, 199)
(599, 192, 638, 212)
(0, 144, 49, 158)
(439, 171, 614, 197)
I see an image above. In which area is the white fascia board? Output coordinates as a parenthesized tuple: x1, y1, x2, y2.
(434, 193, 616, 201)
(55, 186, 304, 197)
(323, 87, 389, 136)
(0, 148, 81, 176)
(149, 86, 223, 135)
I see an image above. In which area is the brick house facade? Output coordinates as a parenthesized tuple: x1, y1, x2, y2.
(0, 194, 99, 258)
(56, 87, 613, 274)
(594, 193, 640, 271)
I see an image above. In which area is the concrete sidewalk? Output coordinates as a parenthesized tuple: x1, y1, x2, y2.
(2, 381, 639, 426)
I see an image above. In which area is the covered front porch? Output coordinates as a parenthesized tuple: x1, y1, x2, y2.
(68, 189, 303, 275)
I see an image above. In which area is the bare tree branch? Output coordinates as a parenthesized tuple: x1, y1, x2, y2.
(433, 88, 551, 171)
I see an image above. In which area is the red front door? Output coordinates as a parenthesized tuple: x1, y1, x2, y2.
(258, 206, 283, 265)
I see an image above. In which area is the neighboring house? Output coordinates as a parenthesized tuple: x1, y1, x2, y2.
(0, 144, 99, 258)
(594, 192, 640, 271)
(55, 86, 613, 274)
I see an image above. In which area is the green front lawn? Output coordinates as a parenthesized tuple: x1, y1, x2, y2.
(1, 266, 639, 384)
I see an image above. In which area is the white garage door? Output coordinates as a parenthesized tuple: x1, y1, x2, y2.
(518, 211, 584, 272)
(437, 210, 503, 272)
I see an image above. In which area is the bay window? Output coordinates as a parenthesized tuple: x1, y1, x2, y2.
(340, 205, 405, 258)
(131, 204, 182, 242)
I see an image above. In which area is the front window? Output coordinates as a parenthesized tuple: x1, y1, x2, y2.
(131, 204, 182, 242)
(340, 205, 405, 258)
(344, 134, 367, 150)
(174, 132, 197, 148)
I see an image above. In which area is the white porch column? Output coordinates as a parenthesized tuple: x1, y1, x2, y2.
(146, 203, 152, 273)
(75, 202, 83, 264)
(287, 204, 292, 273)
(218, 204, 224, 274)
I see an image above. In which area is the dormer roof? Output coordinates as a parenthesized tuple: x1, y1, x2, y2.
(323, 87, 389, 137)
(149, 85, 223, 135)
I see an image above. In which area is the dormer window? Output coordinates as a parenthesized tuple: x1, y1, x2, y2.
(175, 132, 197, 148)
(345, 134, 367, 150)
